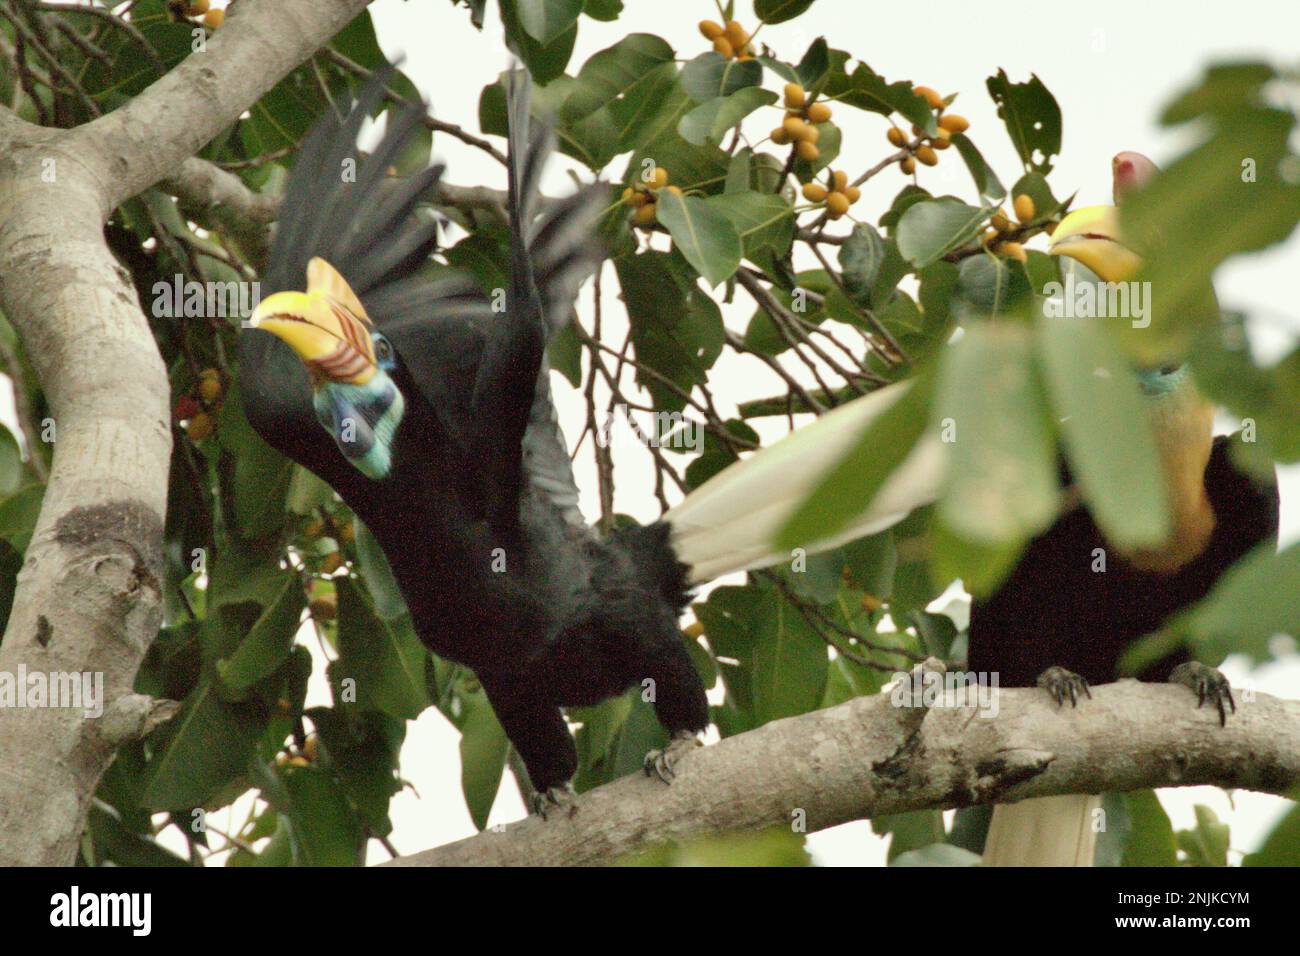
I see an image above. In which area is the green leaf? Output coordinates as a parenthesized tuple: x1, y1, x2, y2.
(458, 689, 509, 830)
(951, 132, 1006, 201)
(655, 190, 743, 286)
(777, 373, 935, 551)
(824, 62, 935, 135)
(679, 87, 778, 145)
(329, 578, 429, 720)
(216, 577, 305, 693)
(706, 190, 795, 260)
(751, 587, 828, 724)
(1037, 314, 1170, 549)
(896, 199, 989, 267)
(1171, 541, 1300, 664)
(1243, 794, 1300, 867)
(0, 484, 43, 553)
(1120, 790, 1178, 866)
(354, 521, 408, 620)
(874, 810, 945, 861)
(680, 52, 762, 102)
(985, 69, 1062, 173)
(500, 0, 577, 83)
(276, 766, 363, 866)
(755, 0, 817, 23)
(308, 708, 405, 836)
(934, 324, 1058, 544)
(515, 0, 583, 45)
(0, 426, 21, 496)
(141, 678, 267, 811)
(560, 33, 675, 125)
(1176, 804, 1230, 867)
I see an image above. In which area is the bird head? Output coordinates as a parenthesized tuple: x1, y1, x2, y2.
(1048, 151, 1182, 395)
(248, 257, 405, 480)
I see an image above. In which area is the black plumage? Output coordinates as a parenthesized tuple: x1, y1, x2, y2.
(968, 435, 1279, 688)
(240, 67, 708, 803)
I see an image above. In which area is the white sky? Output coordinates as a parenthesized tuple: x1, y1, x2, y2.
(67, 0, 1293, 865)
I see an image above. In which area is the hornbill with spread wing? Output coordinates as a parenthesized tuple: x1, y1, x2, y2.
(240, 67, 919, 811)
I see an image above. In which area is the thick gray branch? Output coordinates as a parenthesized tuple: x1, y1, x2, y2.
(0, 0, 374, 867)
(385, 673, 1300, 866)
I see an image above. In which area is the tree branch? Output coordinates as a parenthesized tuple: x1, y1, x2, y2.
(384, 668, 1300, 866)
(0, 0, 376, 867)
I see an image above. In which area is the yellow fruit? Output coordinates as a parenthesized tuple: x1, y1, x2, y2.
(886, 126, 907, 148)
(802, 182, 828, 203)
(648, 166, 669, 189)
(782, 114, 808, 139)
(633, 202, 657, 226)
(303, 735, 320, 762)
(831, 169, 848, 191)
(844, 186, 861, 203)
(771, 126, 792, 146)
(621, 186, 636, 206)
(336, 521, 355, 544)
(712, 37, 734, 58)
(302, 517, 325, 539)
(806, 102, 832, 124)
(1013, 193, 1036, 223)
(186, 411, 214, 441)
(939, 113, 970, 134)
(202, 7, 223, 29)
(915, 144, 939, 166)
(826, 192, 850, 217)
(932, 128, 952, 148)
(784, 83, 806, 109)
(186, 0, 209, 13)
(1001, 241, 1027, 263)
(798, 123, 820, 144)
(319, 551, 344, 574)
(699, 19, 725, 40)
(724, 20, 748, 49)
(795, 141, 819, 162)
(287, 756, 310, 769)
(900, 156, 916, 175)
(990, 211, 1010, 233)
(861, 593, 883, 612)
(683, 620, 705, 639)
(913, 85, 943, 109)
(665, 185, 683, 197)
(275, 751, 289, 767)
(982, 228, 999, 245)
(198, 372, 222, 403)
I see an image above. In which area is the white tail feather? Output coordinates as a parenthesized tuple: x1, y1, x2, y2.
(982, 795, 1101, 866)
(665, 381, 944, 585)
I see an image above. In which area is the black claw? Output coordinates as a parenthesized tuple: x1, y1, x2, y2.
(1036, 666, 1091, 709)
(1169, 662, 1235, 727)
(530, 782, 577, 820)
(644, 731, 701, 785)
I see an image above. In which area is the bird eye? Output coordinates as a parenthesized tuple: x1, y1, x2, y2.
(374, 336, 392, 362)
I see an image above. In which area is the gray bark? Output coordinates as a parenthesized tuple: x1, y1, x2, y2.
(0, 0, 373, 867)
(385, 668, 1299, 866)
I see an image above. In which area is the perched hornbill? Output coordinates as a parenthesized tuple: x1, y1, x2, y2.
(972, 152, 1281, 865)
(242, 64, 917, 812)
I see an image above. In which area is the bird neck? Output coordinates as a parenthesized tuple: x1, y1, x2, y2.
(312, 371, 405, 481)
(1125, 384, 1216, 573)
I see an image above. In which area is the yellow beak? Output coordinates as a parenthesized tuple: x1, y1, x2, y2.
(1048, 205, 1143, 283)
(248, 259, 377, 386)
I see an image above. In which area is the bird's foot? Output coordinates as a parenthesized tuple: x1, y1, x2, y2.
(1036, 666, 1092, 708)
(530, 782, 578, 820)
(1169, 662, 1235, 727)
(644, 730, 702, 785)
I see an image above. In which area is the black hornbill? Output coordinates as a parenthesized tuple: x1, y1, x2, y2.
(971, 152, 1281, 865)
(240, 68, 719, 813)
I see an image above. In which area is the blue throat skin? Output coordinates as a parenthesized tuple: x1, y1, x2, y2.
(313, 372, 405, 480)
(1136, 363, 1188, 397)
